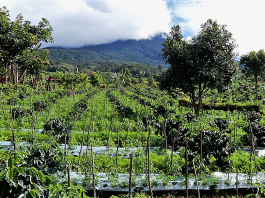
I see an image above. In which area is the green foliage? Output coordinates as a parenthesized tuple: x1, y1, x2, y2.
(159, 19, 237, 115)
(47, 36, 166, 67)
(52, 66, 88, 89)
(90, 71, 104, 87)
(0, 156, 51, 198)
(240, 49, 265, 99)
(0, 6, 53, 78)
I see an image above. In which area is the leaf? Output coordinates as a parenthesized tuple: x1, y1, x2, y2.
(8, 158, 13, 168)
(18, 167, 25, 176)
(29, 189, 38, 198)
(45, 175, 52, 185)
(0, 170, 7, 180)
(24, 191, 31, 198)
(38, 171, 45, 182)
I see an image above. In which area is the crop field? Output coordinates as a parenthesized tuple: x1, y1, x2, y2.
(1, 78, 265, 198)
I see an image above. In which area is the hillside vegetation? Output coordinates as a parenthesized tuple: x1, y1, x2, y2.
(46, 35, 166, 76)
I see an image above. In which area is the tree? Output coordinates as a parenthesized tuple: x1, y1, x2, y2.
(240, 50, 265, 99)
(54, 66, 88, 89)
(0, 6, 53, 84)
(111, 68, 132, 87)
(159, 19, 237, 115)
(90, 71, 104, 87)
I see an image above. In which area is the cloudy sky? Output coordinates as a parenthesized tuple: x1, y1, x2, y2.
(1, 0, 264, 55)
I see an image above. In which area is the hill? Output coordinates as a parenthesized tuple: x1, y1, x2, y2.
(45, 35, 167, 76)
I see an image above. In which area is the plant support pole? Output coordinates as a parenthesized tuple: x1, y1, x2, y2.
(77, 125, 86, 173)
(193, 160, 200, 198)
(91, 144, 96, 198)
(163, 119, 167, 153)
(67, 165, 70, 195)
(147, 127, 153, 198)
(129, 151, 134, 198)
(185, 138, 188, 198)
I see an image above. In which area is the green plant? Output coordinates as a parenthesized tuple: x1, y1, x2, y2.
(120, 179, 129, 188)
(0, 156, 51, 197)
(224, 179, 232, 186)
(151, 179, 158, 187)
(141, 178, 148, 187)
(211, 176, 220, 185)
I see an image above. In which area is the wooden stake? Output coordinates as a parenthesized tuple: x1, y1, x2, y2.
(67, 165, 71, 195)
(129, 151, 134, 198)
(147, 127, 153, 198)
(193, 160, 200, 198)
(163, 119, 167, 153)
(185, 138, 188, 198)
(77, 125, 86, 173)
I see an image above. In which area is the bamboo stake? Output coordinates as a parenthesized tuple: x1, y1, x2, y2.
(91, 142, 96, 198)
(171, 125, 180, 167)
(129, 151, 134, 198)
(249, 121, 255, 195)
(163, 119, 167, 153)
(193, 160, 200, 198)
(200, 129, 202, 163)
(116, 117, 121, 165)
(67, 165, 71, 195)
(185, 138, 188, 198)
(11, 113, 15, 151)
(236, 166, 238, 198)
(147, 127, 153, 198)
(77, 125, 86, 173)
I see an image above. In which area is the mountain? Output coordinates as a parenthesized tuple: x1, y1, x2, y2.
(46, 34, 167, 68)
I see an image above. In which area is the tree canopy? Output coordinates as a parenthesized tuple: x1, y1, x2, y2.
(240, 49, 265, 99)
(159, 19, 237, 115)
(0, 6, 53, 83)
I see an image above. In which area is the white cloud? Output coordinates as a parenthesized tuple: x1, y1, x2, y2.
(0, 0, 171, 48)
(169, 0, 265, 55)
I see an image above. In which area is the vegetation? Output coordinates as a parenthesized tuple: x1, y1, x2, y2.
(158, 19, 237, 115)
(240, 49, 265, 99)
(2, 8, 265, 197)
(46, 35, 166, 67)
(0, 6, 53, 85)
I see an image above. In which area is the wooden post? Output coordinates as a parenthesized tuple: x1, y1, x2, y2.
(193, 160, 200, 198)
(185, 138, 188, 198)
(163, 119, 167, 153)
(147, 127, 153, 198)
(171, 125, 180, 167)
(77, 125, 86, 173)
(236, 166, 238, 198)
(91, 143, 96, 198)
(129, 151, 134, 198)
(67, 165, 71, 195)
(200, 129, 202, 163)
(11, 111, 16, 151)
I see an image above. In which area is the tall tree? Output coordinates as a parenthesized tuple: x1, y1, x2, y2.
(0, 6, 53, 83)
(240, 50, 265, 99)
(159, 19, 237, 115)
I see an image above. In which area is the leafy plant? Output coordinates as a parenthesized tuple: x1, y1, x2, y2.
(0, 156, 51, 198)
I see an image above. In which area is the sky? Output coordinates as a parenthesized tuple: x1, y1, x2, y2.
(1, 0, 265, 55)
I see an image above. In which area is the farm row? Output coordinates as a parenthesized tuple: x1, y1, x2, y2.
(1, 81, 265, 197)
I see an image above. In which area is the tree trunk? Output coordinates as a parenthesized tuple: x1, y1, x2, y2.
(190, 91, 199, 116)
(198, 83, 203, 116)
(20, 69, 27, 85)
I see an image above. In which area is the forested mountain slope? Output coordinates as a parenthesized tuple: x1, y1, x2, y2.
(46, 35, 167, 68)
